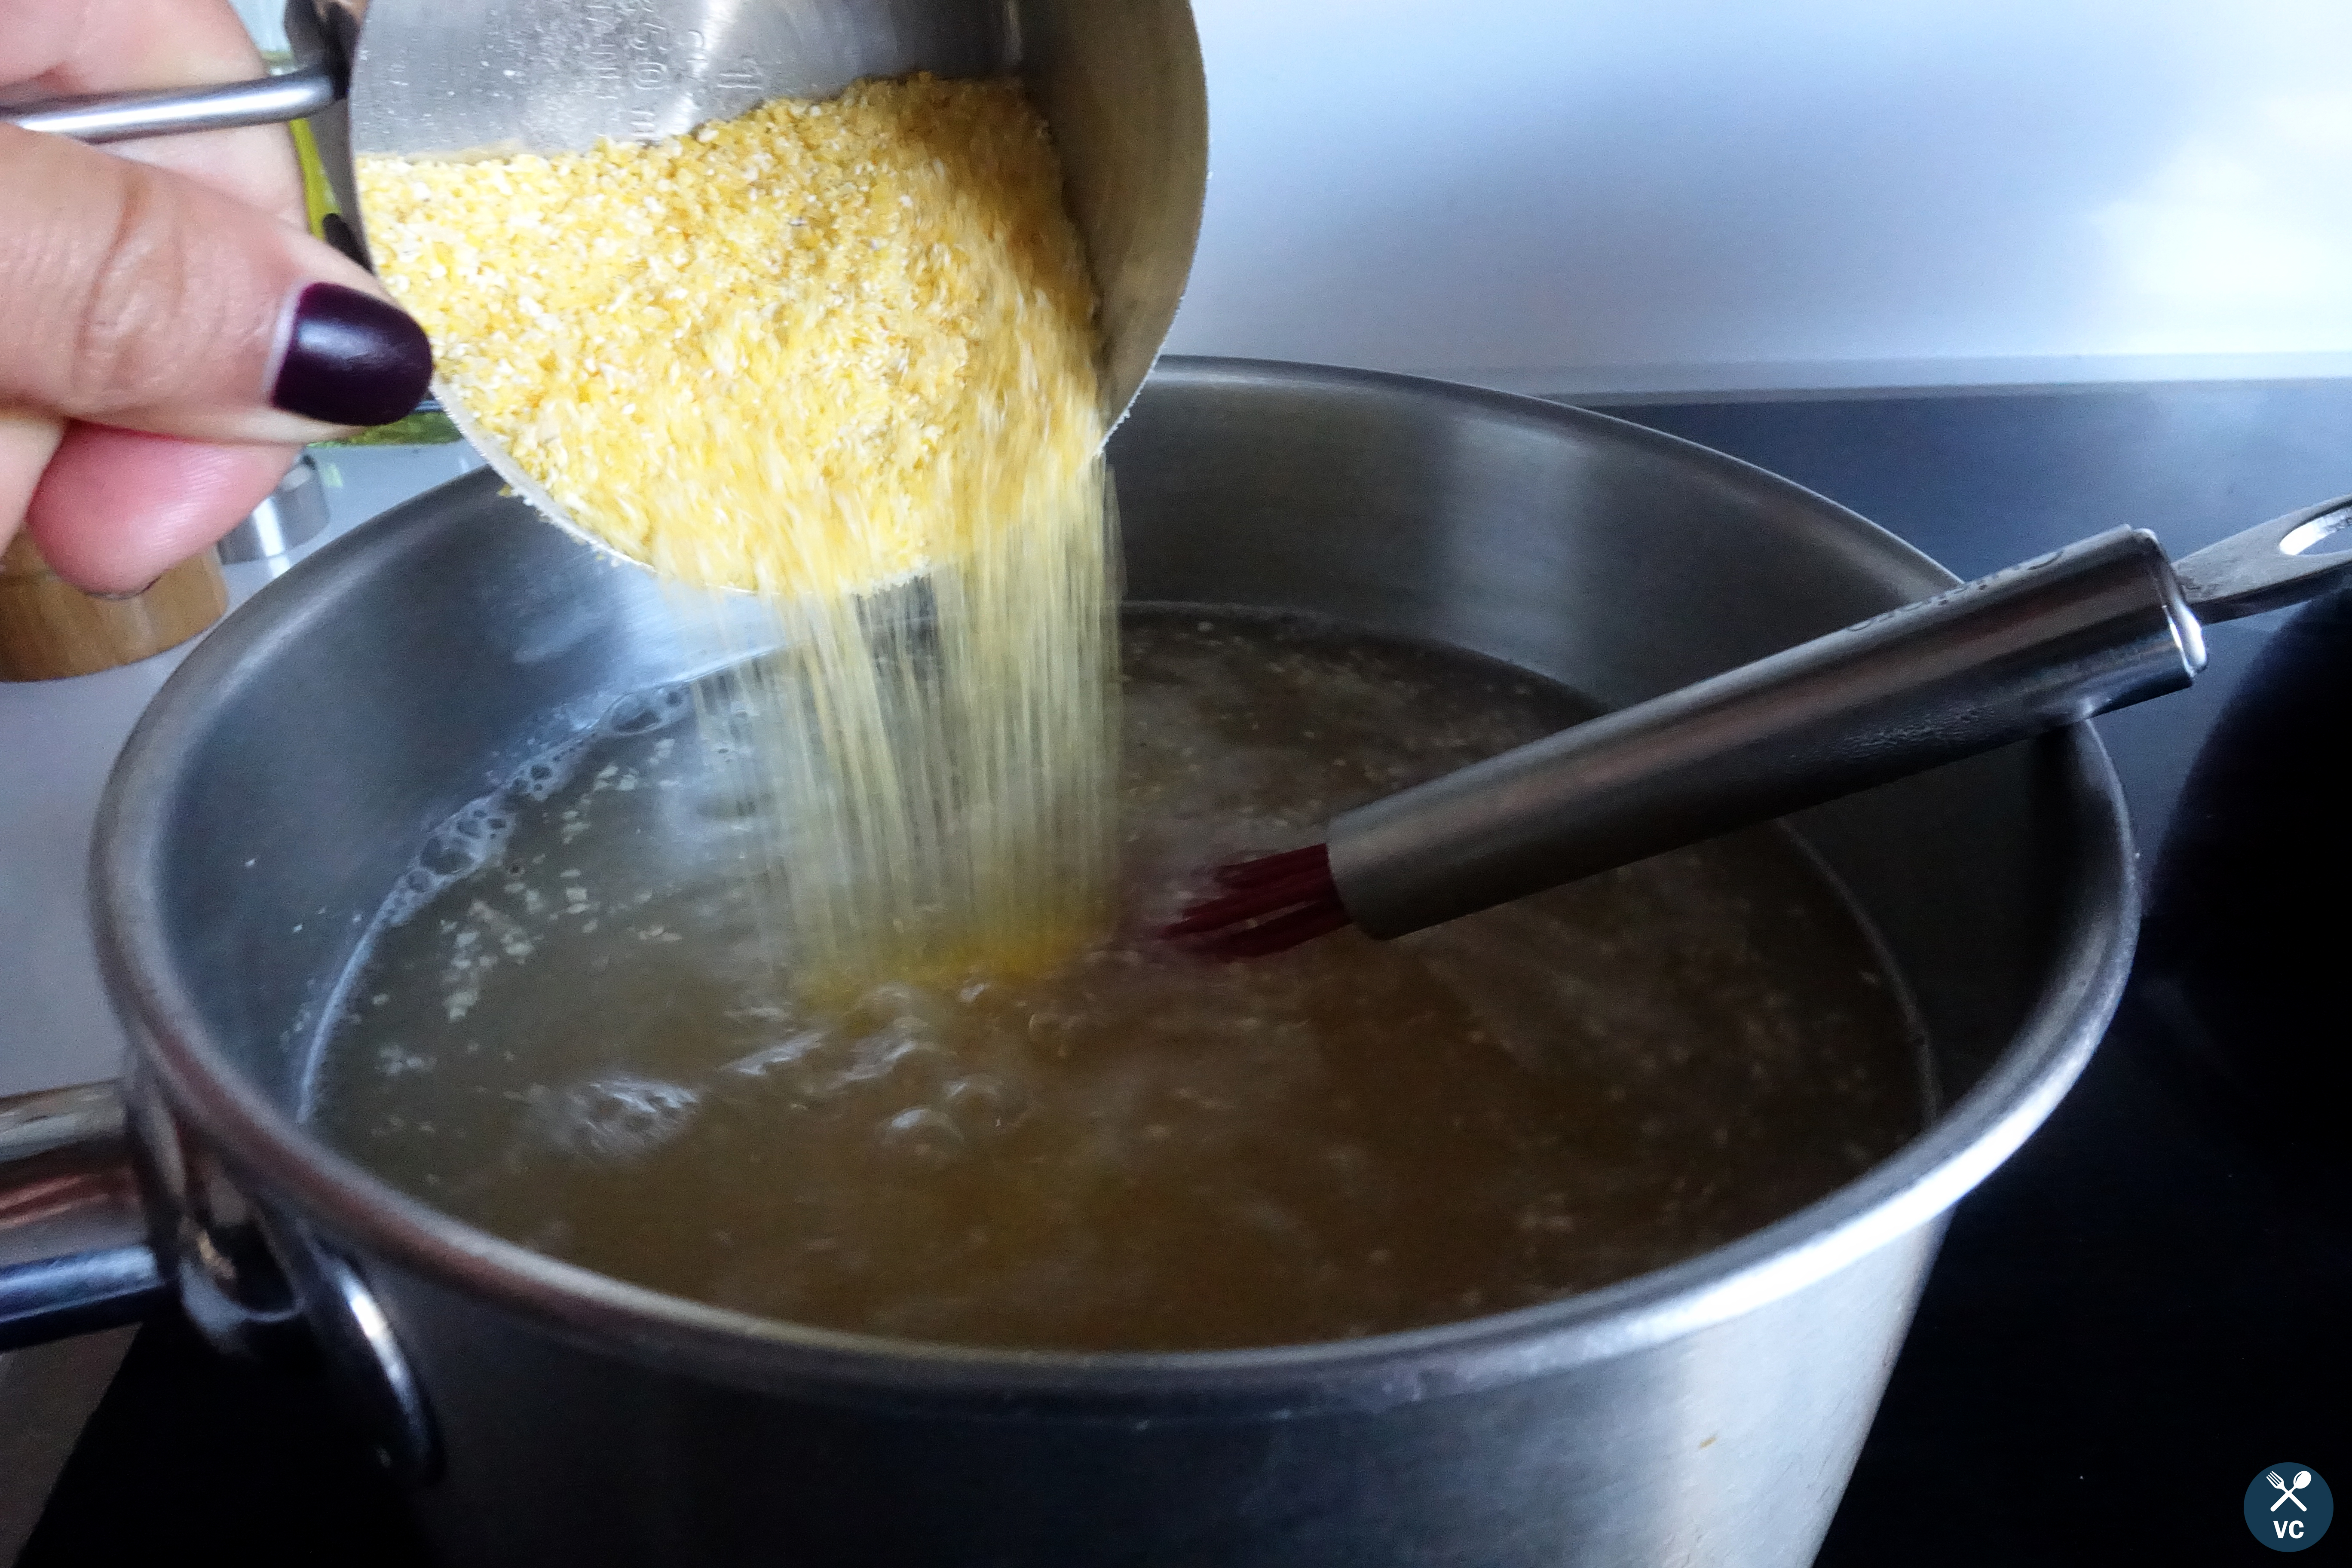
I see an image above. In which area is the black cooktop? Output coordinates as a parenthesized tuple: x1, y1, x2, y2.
(27, 379, 2352, 1566)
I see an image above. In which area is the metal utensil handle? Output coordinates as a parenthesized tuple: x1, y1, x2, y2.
(2, 62, 340, 144)
(1, 0, 345, 144)
(0, 1082, 165, 1349)
(1330, 527, 2202, 939)
(2172, 491, 2352, 624)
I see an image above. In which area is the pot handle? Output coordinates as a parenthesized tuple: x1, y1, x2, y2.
(0, 1082, 168, 1351)
(0, 1081, 440, 1477)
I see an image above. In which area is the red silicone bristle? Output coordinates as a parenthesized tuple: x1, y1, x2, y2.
(1159, 868, 1329, 937)
(1194, 895, 1350, 960)
(1212, 844, 1329, 890)
(1161, 843, 1351, 959)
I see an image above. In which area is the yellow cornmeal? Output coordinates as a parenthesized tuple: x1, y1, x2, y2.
(356, 77, 1117, 987)
(357, 74, 1103, 598)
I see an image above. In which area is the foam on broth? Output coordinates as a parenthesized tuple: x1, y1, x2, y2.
(308, 610, 1925, 1351)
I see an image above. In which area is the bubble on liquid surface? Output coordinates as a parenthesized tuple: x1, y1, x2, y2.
(516, 737, 591, 803)
(834, 1020, 947, 1090)
(526, 1074, 700, 1162)
(374, 686, 694, 927)
(943, 1075, 1025, 1135)
(723, 1030, 829, 1079)
(598, 685, 691, 738)
(384, 798, 521, 925)
(877, 1105, 965, 1167)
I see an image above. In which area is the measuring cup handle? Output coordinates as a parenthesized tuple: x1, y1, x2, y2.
(2, 0, 347, 144)
(1, 63, 338, 144)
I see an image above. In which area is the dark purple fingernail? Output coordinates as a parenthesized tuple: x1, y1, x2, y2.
(271, 283, 433, 427)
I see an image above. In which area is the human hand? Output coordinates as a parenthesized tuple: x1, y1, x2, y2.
(0, 0, 430, 594)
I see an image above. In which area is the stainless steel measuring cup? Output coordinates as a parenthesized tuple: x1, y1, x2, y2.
(4, 0, 1208, 519)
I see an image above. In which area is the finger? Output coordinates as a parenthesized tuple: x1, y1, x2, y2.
(0, 0, 300, 222)
(0, 125, 431, 442)
(1, 0, 334, 586)
(25, 425, 293, 594)
(0, 407, 67, 555)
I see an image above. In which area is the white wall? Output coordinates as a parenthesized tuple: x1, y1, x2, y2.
(240, 0, 2352, 395)
(1162, 0, 2352, 393)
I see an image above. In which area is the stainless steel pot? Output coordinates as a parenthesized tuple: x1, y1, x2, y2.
(2, 359, 2135, 1567)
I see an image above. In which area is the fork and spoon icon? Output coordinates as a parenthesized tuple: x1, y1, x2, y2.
(2269, 1470, 2314, 1512)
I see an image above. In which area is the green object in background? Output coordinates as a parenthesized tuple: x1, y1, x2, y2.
(290, 116, 461, 447)
(319, 408, 463, 447)
(289, 116, 340, 236)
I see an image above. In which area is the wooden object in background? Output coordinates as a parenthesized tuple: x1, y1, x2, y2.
(0, 533, 227, 682)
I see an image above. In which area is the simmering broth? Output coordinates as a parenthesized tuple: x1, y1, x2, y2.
(309, 609, 1925, 1351)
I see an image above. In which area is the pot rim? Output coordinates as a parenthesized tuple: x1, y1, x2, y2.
(92, 357, 2138, 1416)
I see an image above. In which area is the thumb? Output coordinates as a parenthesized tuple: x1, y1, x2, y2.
(0, 124, 432, 442)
